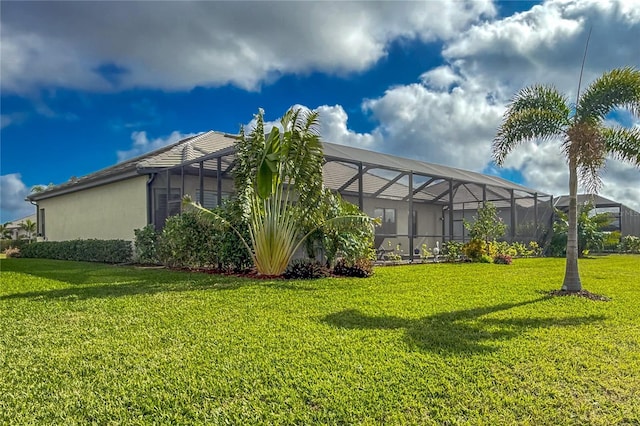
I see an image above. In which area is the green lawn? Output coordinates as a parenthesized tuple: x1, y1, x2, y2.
(1, 256, 639, 424)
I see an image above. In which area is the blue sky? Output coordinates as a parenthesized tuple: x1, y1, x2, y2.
(1, 0, 639, 221)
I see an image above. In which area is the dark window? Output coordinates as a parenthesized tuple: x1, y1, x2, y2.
(39, 208, 45, 237)
(194, 190, 230, 210)
(154, 188, 181, 230)
(374, 208, 396, 235)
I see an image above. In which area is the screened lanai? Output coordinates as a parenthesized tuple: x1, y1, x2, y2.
(140, 131, 554, 261)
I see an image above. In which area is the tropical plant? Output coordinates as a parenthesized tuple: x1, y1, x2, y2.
(19, 219, 37, 241)
(185, 107, 373, 276)
(463, 202, 507, 250)
(493, 66, 640, 291)
(548, 204, 612, 257)
(0, 222, 12, 239)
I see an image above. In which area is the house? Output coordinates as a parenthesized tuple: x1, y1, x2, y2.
(554, 194, 640, 237)
(4, 214, 37, 240)
(28, 131, 552, 259)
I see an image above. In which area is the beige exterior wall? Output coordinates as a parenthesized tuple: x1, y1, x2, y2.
(38, 176, 148, 241)
(343, 195, 445, 252)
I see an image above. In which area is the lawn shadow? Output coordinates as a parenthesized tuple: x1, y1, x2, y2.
(0, 262, 258, 301)
(322, 298, 605, 355)
(1, 261, 321, 301)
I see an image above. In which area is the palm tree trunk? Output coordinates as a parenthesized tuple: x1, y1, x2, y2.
(562, 158, 582, 292)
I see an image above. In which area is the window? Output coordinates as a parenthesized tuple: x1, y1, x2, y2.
(39, 208, 45, 237)
(374, 208, 396, 235)
(194, 190, 230, 210)
(154, 188, 181, 230)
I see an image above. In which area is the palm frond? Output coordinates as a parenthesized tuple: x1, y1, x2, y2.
(602, 126, 640, 167)
(493, 87, 570, 165)
(577, 67, 640, 122)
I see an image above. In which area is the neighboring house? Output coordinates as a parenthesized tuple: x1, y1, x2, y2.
(28, 131, 552, 258)
(4, 214, 37, 240)
(554, 194, 640, 237)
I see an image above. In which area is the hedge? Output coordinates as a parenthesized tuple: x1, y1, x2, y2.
(19, 239, 133, 263)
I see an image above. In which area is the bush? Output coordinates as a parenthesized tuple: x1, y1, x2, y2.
(442, 241, 463, 262)
(283, 259, 330, 279)
(157, 202, 253, 272)
(493, 254, 513, 265)
(134, 225, 160, 264)
(603, 231, 621, 252)
(20, 240, 132, 263)
(157, 211, 219, 269)
(462, 238, 486, 262)
(619, 235, 640, 254)
(211, 200, 253, 272)
(3, 247, 21, 258)
(333, 258, 373, 278)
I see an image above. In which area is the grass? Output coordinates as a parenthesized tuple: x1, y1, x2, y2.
(1, 256, 639, 424)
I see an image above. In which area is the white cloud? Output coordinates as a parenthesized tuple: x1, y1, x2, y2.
(0, 173, 35, 222)
(1, 1, 494, 93)
(116, 131, 196, 162)
(341, 0, 640, 211)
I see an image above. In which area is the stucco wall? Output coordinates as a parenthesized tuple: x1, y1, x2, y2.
(38, 176, 148, 241)
(343, 195, 445, 251)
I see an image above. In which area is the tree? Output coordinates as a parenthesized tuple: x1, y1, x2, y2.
(463, 202, 507, 251)
(0, 222, 12, 239)
(186, 107, 373, 276)
(20, 219, 37, 241)
(493, 67, 640, 292)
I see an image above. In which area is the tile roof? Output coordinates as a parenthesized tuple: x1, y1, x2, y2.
(29, 130, 548, 203)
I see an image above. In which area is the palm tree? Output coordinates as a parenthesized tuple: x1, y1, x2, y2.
(0, 222, 12, 239)
(20, 219, 37, 241)
(493, 67, 640, 292)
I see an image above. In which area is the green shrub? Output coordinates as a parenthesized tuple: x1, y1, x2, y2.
(307, 190, 375, 267)
(157, 211, 218, 269)
(283, 259, 330, 279)
(462, 238, 487, 262)
(442, 241, 463, 262)
(603, 231, 621, 252)
(134, 225, 160, 264)
(157, 203, 252, 272)
(211, 200, 253, 272)
(619, 235, 640, 254)
(333, 258, 373, 278)
(19, 240, 132, 263)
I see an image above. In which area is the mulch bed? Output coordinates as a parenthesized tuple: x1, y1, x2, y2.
(546, 289, 610, 301)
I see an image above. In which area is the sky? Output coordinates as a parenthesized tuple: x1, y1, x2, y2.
(1, 0, 639, 222)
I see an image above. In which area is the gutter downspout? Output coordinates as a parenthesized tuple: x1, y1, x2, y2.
(146, 173, 157, 226)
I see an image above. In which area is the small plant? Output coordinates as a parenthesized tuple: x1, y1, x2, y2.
(333, 258, 373, 278)
(494, 254, 513, 265)
(479, 254, 493, 264)
(3, 247, 20, 258)
(283, 259, 330, 279)
(442, 241, 463, 262)
(462, 238, 486, 262)
(383, 242, 403, 264)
